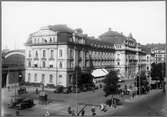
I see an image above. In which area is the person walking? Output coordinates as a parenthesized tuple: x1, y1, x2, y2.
(91, 106, 96, 116)
(67, 106, 72, 114)
(71, 110, 75, 116)
(81, 109, 85, 116)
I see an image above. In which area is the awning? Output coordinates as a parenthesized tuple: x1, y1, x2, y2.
(91, 68, 109, 78)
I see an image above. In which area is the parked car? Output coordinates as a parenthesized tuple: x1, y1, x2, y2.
(45, 84, 56, 89)
(8, 97, 25, 108)
(15, 98, 35, 110)
(54, 85, 64, 93)
(71, 88, 80, 93)
(63, 87, 71, 94)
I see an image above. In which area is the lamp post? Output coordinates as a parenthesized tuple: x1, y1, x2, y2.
(75, 67, 78, 115)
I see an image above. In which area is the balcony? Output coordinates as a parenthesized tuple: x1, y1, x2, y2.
(34, 57, 39, 60)
(41, 57, 47, 60)
(49, 58, 55, 61)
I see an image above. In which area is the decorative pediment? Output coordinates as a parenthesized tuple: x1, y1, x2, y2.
(32, 29, 57, 37)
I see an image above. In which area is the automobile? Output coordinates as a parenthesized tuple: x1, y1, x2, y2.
(54, 85, 64, 93)
(71, 88, 80, 93)
(15, 98, 35, 110)
(105, 98, 122, 106)
(45, 84, 56, 88)
(63, 87, 71, 94)
(8, 97, 25, 108)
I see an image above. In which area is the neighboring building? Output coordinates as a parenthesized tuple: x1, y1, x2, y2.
(2, 49, 25, 88)
(99, 29, 146, 80)
(24, 25, 148, 88)
(151, 48, 166, 63)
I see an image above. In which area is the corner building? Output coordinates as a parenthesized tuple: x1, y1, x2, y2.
(25, 25, 147, 87)
(25, 25, 115, 87)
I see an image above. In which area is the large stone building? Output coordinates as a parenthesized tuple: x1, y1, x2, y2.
(24, 25, 148, 88)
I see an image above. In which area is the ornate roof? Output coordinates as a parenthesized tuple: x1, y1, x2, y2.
(99, 28, 127, 44)
(48, 24, 74, 33)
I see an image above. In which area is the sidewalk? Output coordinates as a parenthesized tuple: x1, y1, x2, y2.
(124, 89, 162, 103)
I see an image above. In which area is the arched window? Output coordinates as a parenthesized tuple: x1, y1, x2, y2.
(41, 74, 45, 83)
(59, 62, 62, 68)
(28, 61, 31, 67)
(51, 50, 54, 58)
(50, 38, 52, 43)
(35, 51, 38, 58)
(34, 73, 37, 82)
(28, 50, 31, 57)
(49, 74, 53, 83)
(28, 73, 31, 82)
(43, 50, 46, 58)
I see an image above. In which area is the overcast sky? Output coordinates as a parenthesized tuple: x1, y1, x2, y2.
(2, 1, 166, 50)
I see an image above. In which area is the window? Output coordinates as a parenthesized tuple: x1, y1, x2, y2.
(69, 75, 73, 84)
(41, 74, 45, 83)
(42, 61, 46, 68)
(59, 62, 62, 68)
(51, 50, 54, 58)
(50, 64, 53, 68)
(43, 50, 46, 58)
(28, 50, 31, 57)
(28, 61, 31, 67)
(117, 62, 120, 66)
(59, 75, 62, 78)
(28, 73, 31, 82)
(49, 75, 53, 83)
(34, 73, 37, 82)
(34, 64, 38, 67)
(35, 51, 38, 58)
(50, 38, 52, 43)
(59, 49, 63, 57)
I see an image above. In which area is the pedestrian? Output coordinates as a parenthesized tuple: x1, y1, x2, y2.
(16, 110, 20, 116)
(67, 106, 72, 114)
(71, 110, 75, 116)
(8, 86, 10, 91)
(132, 92, 135, 99)
(35, 88, 39, 94)
(91, 106, 96, 116)
(81, 109, 85, 116)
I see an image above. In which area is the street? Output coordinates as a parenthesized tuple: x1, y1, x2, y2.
(2, 87, 167, 117)
(111, 89, 167, 116)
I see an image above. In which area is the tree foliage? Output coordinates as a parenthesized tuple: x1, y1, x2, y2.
(151, 62, 165, 81)
(73, 65, 93, 89)
(103, 70, 120, 97)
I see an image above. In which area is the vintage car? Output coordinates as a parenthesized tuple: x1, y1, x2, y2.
(15, 98, 35, 110)
(8, 97, 25, 108)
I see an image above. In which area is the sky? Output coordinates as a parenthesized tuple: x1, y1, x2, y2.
(2, 1, 166, 50)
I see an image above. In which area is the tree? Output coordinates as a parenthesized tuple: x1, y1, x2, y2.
(103, 70, 120, 97)
(72, 66, 82, 88)
(151, 62, 166, 81)
(136, 71, 149, 94)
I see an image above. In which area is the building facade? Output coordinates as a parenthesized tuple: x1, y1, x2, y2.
(25, 25, 147, 87)
(151, 48, 166, 63)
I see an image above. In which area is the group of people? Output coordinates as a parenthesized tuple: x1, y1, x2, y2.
(67, 106, 98, 116)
